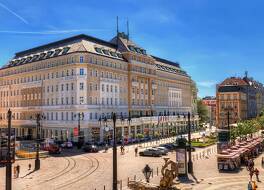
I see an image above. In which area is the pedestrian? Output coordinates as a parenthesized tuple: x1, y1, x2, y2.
(16, 165, 20, 178)
(122, 146, 125, 154)
(254, 168, 260, 182)
(104, 144, 108, 153)
(135, 147, 138, 157)
(13, 166, 17, 178)
(252, 181, 258, 190)
(250, 169, 254, 181)
(28, 163, 31, 171)
(248, 181, 253, 190)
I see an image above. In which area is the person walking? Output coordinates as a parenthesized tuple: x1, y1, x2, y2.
(28, 163, 31, 171)
(252, 181, 258, 190)
(13, 166, 17, 179)
(250, 169, 254, 181)
(248, 181, 253, 190)
(16, 165, 20, 178)
(104, 144, 108, 153)
(254, 168, 260, 182)
(135, 147, 138, 157)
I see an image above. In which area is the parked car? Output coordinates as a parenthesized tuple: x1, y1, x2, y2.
(83, 145, 99, 153)
(154, 147, 169, 155)
(160, 144, 174, 150)
(48, 144, 62, 154)
(61, 141, 73, 149)
(139, 148, 162, 157)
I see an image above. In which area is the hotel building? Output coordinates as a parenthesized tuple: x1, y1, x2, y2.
(0, 32, 198, 142)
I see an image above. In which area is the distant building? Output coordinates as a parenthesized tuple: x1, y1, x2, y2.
(202, 96, 216, 126)
(216, 75, 264, 129)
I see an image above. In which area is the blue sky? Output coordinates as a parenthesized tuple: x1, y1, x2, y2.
(0, 0, 264, 97)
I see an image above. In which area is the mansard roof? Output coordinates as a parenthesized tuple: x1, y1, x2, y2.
(1, 33, 184, 72)
(15, 34, 116, 58)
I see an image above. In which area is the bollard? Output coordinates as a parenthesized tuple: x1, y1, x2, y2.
(157, 167, 159, 176)
(127, 177, 129, 186)
(104, 186, 105, 190)
(120, 180, 122, 190)
(134, 175, 136, 180)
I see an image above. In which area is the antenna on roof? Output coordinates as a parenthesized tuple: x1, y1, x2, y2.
(245, 70, 248, 78)
(127, 18, 129, 42)
(116, 16, 119, 51)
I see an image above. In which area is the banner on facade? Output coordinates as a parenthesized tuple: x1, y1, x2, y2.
(73, 127, 78, 136)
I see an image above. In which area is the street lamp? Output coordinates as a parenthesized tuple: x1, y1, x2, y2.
(225, 106, 233, 142)
(142, 164, 153, 183)
(30, 113, 46, 171)
(187, 112, 193, 174)
(112, 112, 117, 190)
(74, 112, 84, 149)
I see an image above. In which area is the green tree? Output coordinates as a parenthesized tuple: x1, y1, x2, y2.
(197, 99, 209, 124)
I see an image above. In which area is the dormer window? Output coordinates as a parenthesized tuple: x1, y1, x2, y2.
(95, 47, 102, 53)
(102, 49, 110, 55)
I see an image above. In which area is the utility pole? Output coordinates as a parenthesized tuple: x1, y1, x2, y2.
(112, 113, 117, 190)
(6, 109, 12, 190)
(187, 112, 193, 174)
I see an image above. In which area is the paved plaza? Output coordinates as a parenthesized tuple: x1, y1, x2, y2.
(0, 139, 263, 190)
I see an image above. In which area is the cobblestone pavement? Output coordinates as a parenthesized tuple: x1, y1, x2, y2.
(1, 138, 262, 190)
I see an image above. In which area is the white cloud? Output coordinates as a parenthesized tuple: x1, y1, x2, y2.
(197, 81, 217, 88)
(0, 2, 28, 24)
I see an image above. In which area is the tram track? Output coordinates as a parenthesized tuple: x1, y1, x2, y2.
(54, 155, 100, 190)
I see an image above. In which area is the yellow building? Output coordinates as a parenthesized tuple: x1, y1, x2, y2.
(0, 33, 198, 142)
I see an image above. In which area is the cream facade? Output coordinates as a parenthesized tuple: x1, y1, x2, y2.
(0, 33, 198, 142)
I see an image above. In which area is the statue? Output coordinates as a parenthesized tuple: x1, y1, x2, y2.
(128, 158, 180, 190)
(160, 158, 179, 189)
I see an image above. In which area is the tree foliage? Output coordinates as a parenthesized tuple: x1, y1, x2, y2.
(230, 113, 264, 140)
(197, 99, 209, 123)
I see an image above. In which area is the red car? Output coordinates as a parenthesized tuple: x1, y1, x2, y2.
(43, 144, 61, 154)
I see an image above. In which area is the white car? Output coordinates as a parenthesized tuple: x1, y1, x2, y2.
(139, 148, 162, 157)
(155, 147, 169, 155)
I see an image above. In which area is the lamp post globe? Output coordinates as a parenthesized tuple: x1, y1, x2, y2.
(142, 164, 152, 183)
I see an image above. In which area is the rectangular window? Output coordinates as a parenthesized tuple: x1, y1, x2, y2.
(61, 84, 64, 91)
(66, 83, 69, 91)
(61, 112, 64, 120)
(61, 98, 64, 105)
(89, 113, 92, 120)
(80, 82, 84, 90)
(66, 112, 69, 121)
(80, 56, 84, 63)
(71, 97, 74, 104)
(80, 97, 84, 104)
(80, 68, 84, 75)
(71, 83, 74, 90)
